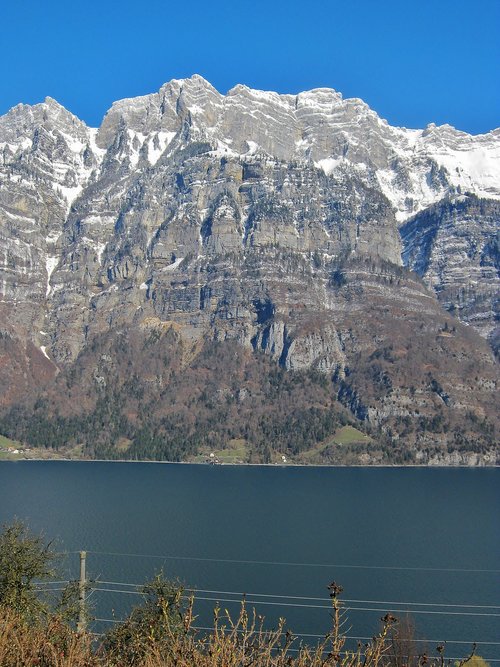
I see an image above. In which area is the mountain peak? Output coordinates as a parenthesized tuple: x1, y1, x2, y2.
(43, 95, 63, 107)
(160, 74, 219, 94)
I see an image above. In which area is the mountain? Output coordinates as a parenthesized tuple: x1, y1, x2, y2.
(0, 75, 498, 464)
(401, 196, 500, 355)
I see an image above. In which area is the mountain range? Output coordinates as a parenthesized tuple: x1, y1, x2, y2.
(0, 75, 498, 464)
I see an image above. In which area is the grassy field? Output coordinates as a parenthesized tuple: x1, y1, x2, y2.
(296, 425, 372, 463)
(0, 434, 24, 459)
(191, 438, 249, 464)
(190, 427, 373, 465)
(0, 434, 21, 448)
(332, 425, 372, 445)
(0, 434, 89, 460)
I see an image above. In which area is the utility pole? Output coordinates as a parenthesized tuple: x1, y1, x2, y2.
(77, 550, 87, 633)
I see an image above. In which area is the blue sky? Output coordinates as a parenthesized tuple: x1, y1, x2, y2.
(1, 0, 498, 134)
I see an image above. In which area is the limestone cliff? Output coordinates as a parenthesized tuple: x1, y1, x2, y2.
(0, 76, 498, 462)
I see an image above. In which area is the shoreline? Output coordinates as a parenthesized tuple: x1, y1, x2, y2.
(1, 458, 498, 469)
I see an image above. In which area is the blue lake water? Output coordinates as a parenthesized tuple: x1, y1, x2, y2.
(0, 462, 498, 661)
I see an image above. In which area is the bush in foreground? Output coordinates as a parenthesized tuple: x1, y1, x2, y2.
(0, 584, 486, 667)
(0, 522, 488, 666)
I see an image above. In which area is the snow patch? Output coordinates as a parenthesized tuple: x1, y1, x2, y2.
(96, 242, 106, 264)
(315, 157, 345, 175)
(88, 128, 106, 159)
(297, 89, 343, 110)
(53, 183, 83, 207)
(431, 145, 500, 198)
(59, 131, 86, 155)
(147, 131, 176, 165)
(209, 140, 238, 158)
(162, 257, 184, 271)
(245, 141, 260, 155)
(295, 138, 309, 150)
(0, 138, 32, 153)
(45, 256, 58, 297)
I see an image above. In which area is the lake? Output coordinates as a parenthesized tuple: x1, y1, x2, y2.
(0, 462, 498, 662)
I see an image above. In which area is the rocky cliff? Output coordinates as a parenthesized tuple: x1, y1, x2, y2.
(0, 76, 498, 463)
(401, 195, 499, 354)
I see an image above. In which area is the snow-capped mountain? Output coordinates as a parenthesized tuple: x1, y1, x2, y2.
(0, 75, 498, 462)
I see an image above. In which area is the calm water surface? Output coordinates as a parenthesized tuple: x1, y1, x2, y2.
(0, 463, 498, 660)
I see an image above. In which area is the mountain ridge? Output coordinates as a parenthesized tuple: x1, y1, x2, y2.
(0, 75, 498, 463)
(0, 75, 500, 227)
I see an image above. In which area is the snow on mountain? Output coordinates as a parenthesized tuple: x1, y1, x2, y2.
(0, 77, 499, 461)
(0, 75, 498, 350)
(91, 76, 499, 222)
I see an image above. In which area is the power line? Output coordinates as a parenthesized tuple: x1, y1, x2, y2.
(186, 588, 500, 611)
(93, 587, 142, 595)
(95, 581, 500, 610)
(92, 586, 500, 617)
(98, 580, 141, 587)
(85, 549, 499, 574)
(186, 595, 500, 617)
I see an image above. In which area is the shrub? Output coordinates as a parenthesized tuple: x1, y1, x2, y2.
(0, 521, 56, 620)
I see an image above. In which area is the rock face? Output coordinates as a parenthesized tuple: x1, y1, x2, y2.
(0, 75, 498, 461)
(401, 195, 500, 354)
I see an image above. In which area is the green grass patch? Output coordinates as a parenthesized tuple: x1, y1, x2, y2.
(295, 425, 373, 464)
(0, 434, 24, 459)
(332, 425, 372, 445)
(193, 439, 248, 464)
(0, 434, 21, 449)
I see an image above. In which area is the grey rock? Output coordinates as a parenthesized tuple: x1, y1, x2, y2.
(401, 194, 500, 350)
(0, 76, 498, 457)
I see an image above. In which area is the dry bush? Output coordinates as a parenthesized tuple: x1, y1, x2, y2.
(0, 580, 483, 667)
(0, 606, 97, 667)
(99, 580, 477, 667)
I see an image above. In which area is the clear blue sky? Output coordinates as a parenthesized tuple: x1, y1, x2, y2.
(2, 0, 499, 134)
